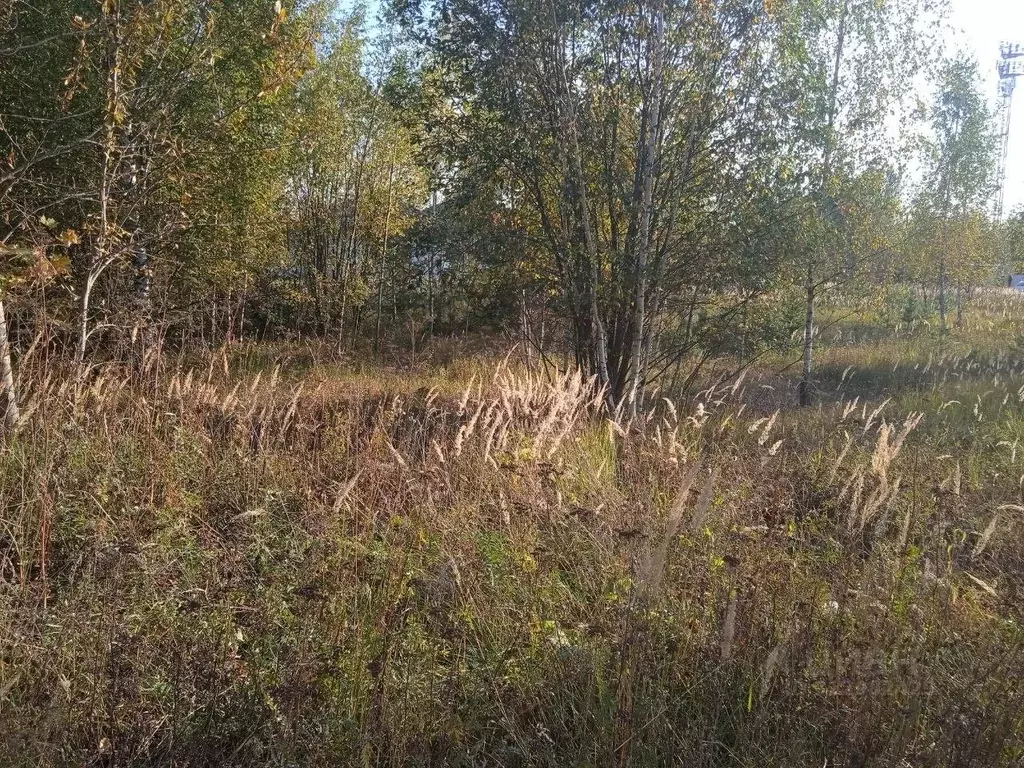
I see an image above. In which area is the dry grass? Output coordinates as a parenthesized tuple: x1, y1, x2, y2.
(1, 317, 1024, 765)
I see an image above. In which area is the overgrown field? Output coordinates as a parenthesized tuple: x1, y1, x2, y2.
(3, 295, 1024, 767)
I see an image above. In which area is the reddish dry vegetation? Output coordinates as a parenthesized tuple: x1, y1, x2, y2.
(1, 341, 1023, 767)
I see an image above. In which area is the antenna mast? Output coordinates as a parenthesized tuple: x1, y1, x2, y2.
(996, 42, 1024, 221)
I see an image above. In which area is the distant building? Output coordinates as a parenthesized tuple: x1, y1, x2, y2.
(1009, 275, 1024, 291)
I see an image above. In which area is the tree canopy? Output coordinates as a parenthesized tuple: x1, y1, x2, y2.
(0, 0, 1009, 414)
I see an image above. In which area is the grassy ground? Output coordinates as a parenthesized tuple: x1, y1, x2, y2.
(2, 292, 1024, 766)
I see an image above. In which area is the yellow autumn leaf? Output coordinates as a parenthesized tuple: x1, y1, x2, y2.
(58, 229, 80, 246)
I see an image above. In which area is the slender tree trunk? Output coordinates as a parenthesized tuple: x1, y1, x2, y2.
(375, 149, 396, 356)
(239, 276, 248, 342)
(77, 2, 120, 369)
(520, 290, 533, 369)
(799, 264, 815, 407)
(739, 300, 748, 363)
(78, 169, 110, 368)
(627, 0, 664, 417)
(131, 237, 153, 368)
(337, 258, 350, 347)
(130, 142, 154, 365)
(939, 256, 948, 332)
(374, 245, 387, 354)
(76, 275, 96, 367)
(339, 147, 368, 349)
(351, 306, 363, 346)
(555, 44, 612, 407)
(637, 300, 659, 412)
(800, 0, 847, 407)
(427, 247, 435, 338)
(0, 300, 19, 431)
(683, 286, 698, 350)
(132, 243, 151, 321)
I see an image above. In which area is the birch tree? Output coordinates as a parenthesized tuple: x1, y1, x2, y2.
(775, 0, 942, 405)
(400, 0, 801, 409)
(920, 55, 997, 333)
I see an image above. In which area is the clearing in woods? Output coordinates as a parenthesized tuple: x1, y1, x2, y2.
(2, 292, 1024, 765)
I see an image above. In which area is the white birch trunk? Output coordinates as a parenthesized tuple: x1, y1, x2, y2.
(0, 299, 19, 431)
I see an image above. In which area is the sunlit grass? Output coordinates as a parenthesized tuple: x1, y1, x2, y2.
(2, 298, 1024, 765)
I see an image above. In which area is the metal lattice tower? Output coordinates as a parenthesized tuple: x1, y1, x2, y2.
(996, 42, 1024, 221)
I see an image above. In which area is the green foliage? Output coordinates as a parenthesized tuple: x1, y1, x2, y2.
(3, 5, 1024, 761)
